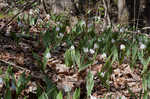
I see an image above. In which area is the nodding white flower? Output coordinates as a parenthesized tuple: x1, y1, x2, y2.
(29, 9, 33, 15)
(0, 78, 3, 84)
(83, 47, 89, 53)
(140, 43, 146, 50)
(6, 30, 10, 36)
(94, 43, 99, 49)
(56, 27, 60, 31)
(18, 21, 24, 27)
(35, 9, 39, 13)
(88, 23, 92, 28)
(70, 45, 75, 50)
(100, 72, 105, 77)
(59, 33, 64, 38)
(45, 52, 51, 59)
(82, 20, 86, 26)
(101, 53, 107, 59)
(120, 27, 125, 33)
(89, 49, 95, 54)
(90, 95, 97, 99)
(37, 19, 43, 24)
(97, 16, 101, 20)
(137, 30, 141, 33)
(46, 14, 50, 20)
(5, 26, 12, 36)
(111, 39, 115, 43)
(63, 85, 71, 92)
(120, 44, 126, 50)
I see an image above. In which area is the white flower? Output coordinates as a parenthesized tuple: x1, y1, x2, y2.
(89, 49, 95, 54)
(45, 52, 51, 59)
(18, 21, 24, 27)
(90, 95, 97, 99)
(120, 44, 125, 50)
(137, 30, 141, 33)
(111, 39, 115, 43)
(37, 19, 43, 24)
(101, 53, 107, 59)
(70, 45, 75, 50)
(59, 33, 64, 38)
(100, 72, 105, 77)
(97, 16, 101, 20)
(5, 26, 11, 36)
(88, 23, 92, 28)
(94, 43, 99, 49)
(29, 9, 33, 15)
(140, 43, 146, 49)
(81, 20, 86, 26)
(120, 27, 125, 33)
(46, 14, 50, 20)
(63, 85, 71, 92)
(56, 22, 60, 24)
(0, 78, 3, 84)
(56, 27, 60, 31)
(35, 9, 39, 13)
(83, 47, 89, 53)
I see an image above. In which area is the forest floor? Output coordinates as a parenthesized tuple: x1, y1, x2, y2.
(0, 1, 146, 99)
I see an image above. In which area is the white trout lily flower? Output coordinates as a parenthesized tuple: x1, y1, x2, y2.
(101, 53, 107, 59)
(90, 95, 97, 99)
(46, 14, 50, 20)
(140, 43, 146, 50)
(83, 47, 89, 53)
(89, 49, 95, 54)
(45, 52, 51, 59)
(100, 72, 105, 77)
(120, 44, 125, 50)
(59, 33, 64, 38)
(94, 43, 99, 49)
(88, 23, 92, 28)
(70, 45, 75, 50)
(120, 27, 125, 33)
(29, 9, 33, 15)
(56, 27, 60, 31)
(111, 39, 115, 43)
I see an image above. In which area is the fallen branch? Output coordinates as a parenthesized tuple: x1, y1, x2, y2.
(0, 59, 29, 71)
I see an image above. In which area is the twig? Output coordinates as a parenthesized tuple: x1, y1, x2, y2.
(0, 59, 29, 71)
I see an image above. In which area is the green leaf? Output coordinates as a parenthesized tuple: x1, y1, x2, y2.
(56, 91, 63, 99)
(130, 44, 138, 69)
(16, 72, 30, 95)
(43, 48, 50, 70)
(128, 87, 137, 99)
(43, 75, 58, 98)
(65, 49, 73, 67)
(38, 92, 48, 99)
(4, 89, 12, 99)
(143, 90, 148, 99)
(73, 88, 80, 99)
(86, 71, 94, 97)
(74, 51, 81, 67)
(0, 68, 2, 75)
(78, 62, 92, 72)
(29, 17, 35, 26)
